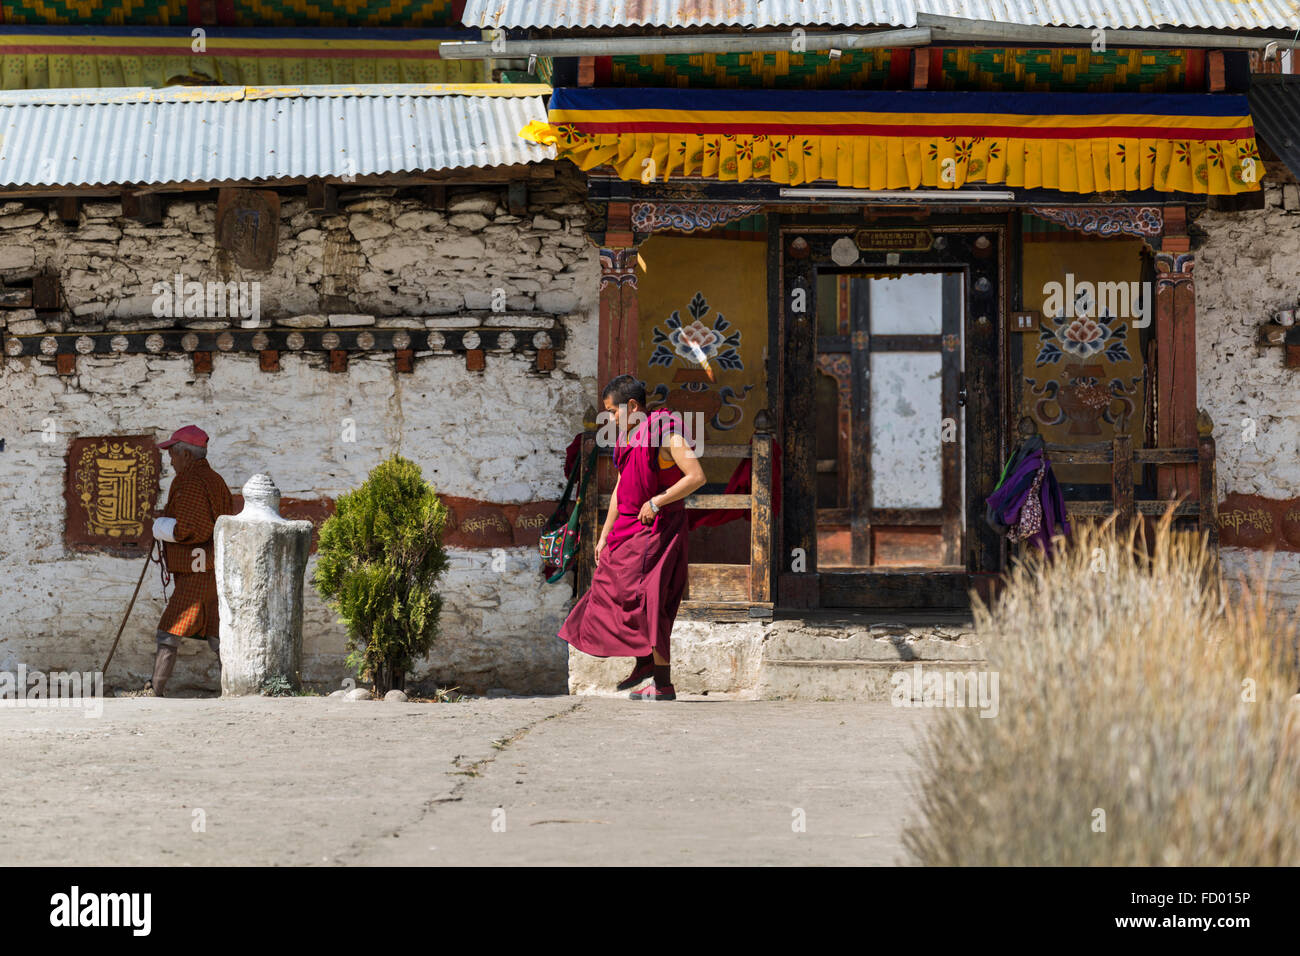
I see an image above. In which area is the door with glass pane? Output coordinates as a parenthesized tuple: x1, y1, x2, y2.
(815, 270, 964, 569)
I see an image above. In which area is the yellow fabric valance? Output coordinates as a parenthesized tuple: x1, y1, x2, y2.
(524, 88, 1263, 196)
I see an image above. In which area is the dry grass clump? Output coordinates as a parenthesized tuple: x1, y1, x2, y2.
(904, 516, 1300, 865)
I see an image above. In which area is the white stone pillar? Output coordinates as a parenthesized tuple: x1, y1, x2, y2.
(215, 474, 313, 696)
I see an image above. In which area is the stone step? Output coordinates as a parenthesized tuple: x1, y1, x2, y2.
(567, 612, 989, 702)
(758, 658, 990, 702)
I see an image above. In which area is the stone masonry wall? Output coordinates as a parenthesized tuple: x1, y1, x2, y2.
(0, 164, 598, 694)
(1196, 178, 1300, 603)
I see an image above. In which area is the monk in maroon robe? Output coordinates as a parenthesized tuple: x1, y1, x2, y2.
(558, 375, 705, 700)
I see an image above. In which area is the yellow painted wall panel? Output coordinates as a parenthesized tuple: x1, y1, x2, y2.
(636, 235, 769, 483)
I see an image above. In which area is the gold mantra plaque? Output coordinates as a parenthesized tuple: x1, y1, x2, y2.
(65, 436, 161, 553)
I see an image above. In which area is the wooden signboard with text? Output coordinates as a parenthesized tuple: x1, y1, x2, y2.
(855, 229, 934, 252)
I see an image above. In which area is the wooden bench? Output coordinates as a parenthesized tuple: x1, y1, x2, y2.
(1019, 416, 1218, 551)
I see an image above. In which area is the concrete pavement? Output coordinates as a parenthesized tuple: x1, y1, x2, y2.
(0, 695, 929, 866)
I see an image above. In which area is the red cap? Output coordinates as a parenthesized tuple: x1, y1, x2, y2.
(158, 425, 209, 449)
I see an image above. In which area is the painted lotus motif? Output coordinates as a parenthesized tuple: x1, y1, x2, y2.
(649, 291, 743, 371)
(1036, 292, 1132, 366)
(1060, 317, 1106, 357)
(670, 320, 723, 361)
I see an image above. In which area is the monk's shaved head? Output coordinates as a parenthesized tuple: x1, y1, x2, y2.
(600, 374, 646, 409)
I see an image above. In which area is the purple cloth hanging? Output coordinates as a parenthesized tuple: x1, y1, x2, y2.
(985, 448, 1071, 555)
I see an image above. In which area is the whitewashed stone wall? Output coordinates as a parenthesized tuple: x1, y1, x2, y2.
(1196, 178, 1300, 603)
(0, 167, 599, 694)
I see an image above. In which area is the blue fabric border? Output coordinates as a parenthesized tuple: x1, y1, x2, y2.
(551, 87, 1252, 118)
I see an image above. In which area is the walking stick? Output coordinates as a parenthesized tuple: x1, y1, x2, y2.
(101, 545, 154, 676)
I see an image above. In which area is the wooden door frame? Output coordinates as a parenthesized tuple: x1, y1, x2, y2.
(774, 216, 1009, 609)
(813, 271, 964, 568)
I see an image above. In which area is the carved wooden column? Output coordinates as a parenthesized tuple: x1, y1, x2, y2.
(598, 246, 639, 388)
(781, 234, 819, 608)
(1155, 207, 1196, 500)
(596, 247, 637, 493)
(598, 200, 639, 387)
(1197, 411, 1219, 554)
(597, 201, 640, 495)
(750, 409, 775, 604)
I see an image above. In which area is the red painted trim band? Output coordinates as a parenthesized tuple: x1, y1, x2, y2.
(570, 121, 1254, 140)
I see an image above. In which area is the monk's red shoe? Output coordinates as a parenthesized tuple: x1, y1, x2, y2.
(616, 659, 655, 691)
(629, 682, 676, 701)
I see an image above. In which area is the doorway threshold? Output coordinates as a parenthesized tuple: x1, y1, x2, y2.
(773, 607, 975, 628)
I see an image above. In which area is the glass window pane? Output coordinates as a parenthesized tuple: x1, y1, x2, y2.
(869, 351, 943, 509)
(815, 371, 841, 508)
(816, 273, 839, 337)
(869, 273, 944, 334)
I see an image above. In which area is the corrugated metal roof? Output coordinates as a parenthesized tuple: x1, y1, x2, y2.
(460, 1, 1300, 30)
(0, 84, 555, 188)
(1248, 74, 1300, 178)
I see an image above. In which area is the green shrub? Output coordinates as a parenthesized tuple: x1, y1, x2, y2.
(904, 516, 1300, 865)
(261, 675, 294, 697)
(312, 455, 449, 695)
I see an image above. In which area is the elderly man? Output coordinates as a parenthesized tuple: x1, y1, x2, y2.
(145, 425, 234, 697)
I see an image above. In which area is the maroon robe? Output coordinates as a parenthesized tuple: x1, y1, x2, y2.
(558, 409, 688, 661)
